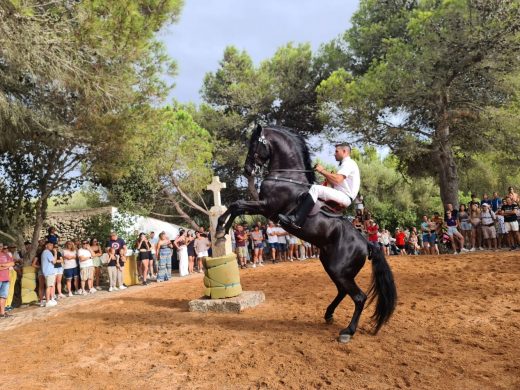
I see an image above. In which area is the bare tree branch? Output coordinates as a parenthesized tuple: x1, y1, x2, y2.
(169, 174, 209, 215)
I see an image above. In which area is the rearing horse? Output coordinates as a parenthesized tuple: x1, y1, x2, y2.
(215, 125, 397, 342)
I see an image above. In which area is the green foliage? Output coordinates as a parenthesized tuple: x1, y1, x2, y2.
(318, 0, 520, 205)
(0, 0, 183, 253)
(81, 211, 137, 246)
(199, 42, 347, 203)
(355, 147, 442, 229)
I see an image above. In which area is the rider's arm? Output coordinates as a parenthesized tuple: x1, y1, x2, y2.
(314, 164, 345, 187)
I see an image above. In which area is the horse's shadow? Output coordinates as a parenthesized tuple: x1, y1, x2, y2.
(68, 296, 359, 337)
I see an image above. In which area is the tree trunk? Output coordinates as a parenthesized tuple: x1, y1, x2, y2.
(434, 126, 459, 209)
(28, 197, 48, 263)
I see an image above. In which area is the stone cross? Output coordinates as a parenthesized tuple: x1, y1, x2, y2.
(206, 176, 232, 257)
(207, 176, 226, 207)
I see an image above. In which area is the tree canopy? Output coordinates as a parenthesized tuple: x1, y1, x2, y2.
(318, 0, 520, 207)
(0, 0, 183, 251)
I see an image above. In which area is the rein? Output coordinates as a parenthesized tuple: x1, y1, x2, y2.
(269, 169, 314, 173)
(263, 176, 312, 187)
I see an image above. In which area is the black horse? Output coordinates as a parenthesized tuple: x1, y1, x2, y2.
(215, 125, 397, 342)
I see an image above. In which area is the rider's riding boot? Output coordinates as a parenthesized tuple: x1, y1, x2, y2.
(278, 193, 315, 230)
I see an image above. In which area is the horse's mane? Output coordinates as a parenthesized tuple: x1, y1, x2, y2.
(264, 125, 316, 184)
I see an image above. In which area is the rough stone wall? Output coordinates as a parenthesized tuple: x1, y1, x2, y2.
(36, 207, 113, 242)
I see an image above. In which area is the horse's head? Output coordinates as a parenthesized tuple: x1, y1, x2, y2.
(244, 124, 271, 176)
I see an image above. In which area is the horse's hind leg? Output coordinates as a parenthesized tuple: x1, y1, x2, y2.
(338, 279, 367, 343)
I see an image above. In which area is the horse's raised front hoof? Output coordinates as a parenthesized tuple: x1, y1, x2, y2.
(338, 334, 352, 343)
(215, 229, 226, 239)
(325, 316, 334, 325)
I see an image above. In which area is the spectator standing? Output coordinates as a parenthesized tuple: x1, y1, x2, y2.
(62, 241, 79, 297)
(194, 231, 211, 273)
(380, 229, 391, 256)
(507, 186, 519, 203)
(468, 194, 480, 208)
(395, 228, 407, 256)
(469, 203, 483, 250)
(78, 241, 96, 294)
(174, 229, 190, 277)
(187, 231, 196, 275)
(491, 192, 502, 213)
(46, 227, 60, 245)
(500, 197, 520, 250)
(266, 221, 279, 263)
(31, 246, 46, 307)
(234, 225, 248, 269)
(354, 193, 364, 218)
(155, 232, 172, 282)
(288, 234, 299, 262)
(481, 193, 492, 207)
(89, 238, 103, 290)
(480, 203, 497, 250)
(367, 220, 379, 245)
(41, 241, 58, 307)
(149, 231, 158, 279)
(53, 244, 65, 299)
(304, 240, 313, 259)
(0, 244, 14, 317)
(420, 215, 432, 255)
(250, 225, 265, 267)
(106, 231, 127, 286)
(363, 212, 372, 235)
(458, 204, 472, 250)
(276, 225, 288, 262)
(408, 230, 420, 255)
(135, 233, 151, 285)
(106, 232, 127, 258)
(106, 247, 123, 291)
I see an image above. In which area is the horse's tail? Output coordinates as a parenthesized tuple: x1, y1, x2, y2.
(367, 243, 397, 334)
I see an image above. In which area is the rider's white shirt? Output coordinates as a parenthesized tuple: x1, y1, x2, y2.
(335, 156, 360, 200)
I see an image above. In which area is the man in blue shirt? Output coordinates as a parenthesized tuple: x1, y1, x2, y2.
(106, 231, 127, 256)
(491, 192, 502, 212)
(41, 241, 57, 307)
(480, 193, 492, 207)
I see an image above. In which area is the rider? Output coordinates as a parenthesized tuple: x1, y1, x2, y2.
(278, 143, 360, 230)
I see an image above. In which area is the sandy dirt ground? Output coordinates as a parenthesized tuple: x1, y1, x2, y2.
(1, 251, 519, 390)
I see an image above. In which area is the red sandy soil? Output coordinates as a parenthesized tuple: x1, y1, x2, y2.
(1, 252, 519, 389)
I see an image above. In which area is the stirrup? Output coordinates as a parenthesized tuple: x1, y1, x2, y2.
(278, 214, 302, 230)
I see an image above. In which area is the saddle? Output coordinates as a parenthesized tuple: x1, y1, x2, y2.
(294, 192, 346, 218)
(318, 199, 346, 215)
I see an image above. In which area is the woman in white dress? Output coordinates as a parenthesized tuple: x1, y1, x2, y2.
(174, 230, 190, 277)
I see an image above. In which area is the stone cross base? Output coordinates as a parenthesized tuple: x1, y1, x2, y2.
(188, 291, 266, 313)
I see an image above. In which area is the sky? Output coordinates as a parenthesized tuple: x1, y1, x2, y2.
(159, 0, 360, 164)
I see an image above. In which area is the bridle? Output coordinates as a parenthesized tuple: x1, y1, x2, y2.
(251, 128, 313, 187)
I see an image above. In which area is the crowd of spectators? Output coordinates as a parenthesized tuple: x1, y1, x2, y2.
(356, 187, 520, 255)
(231, 220, 319, 268)
(0, 226, 214, 316)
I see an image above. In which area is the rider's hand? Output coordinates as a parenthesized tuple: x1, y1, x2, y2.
(314, 164, 324, 174)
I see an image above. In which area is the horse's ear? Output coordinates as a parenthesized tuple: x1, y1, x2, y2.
(251, 123, 262, 138)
